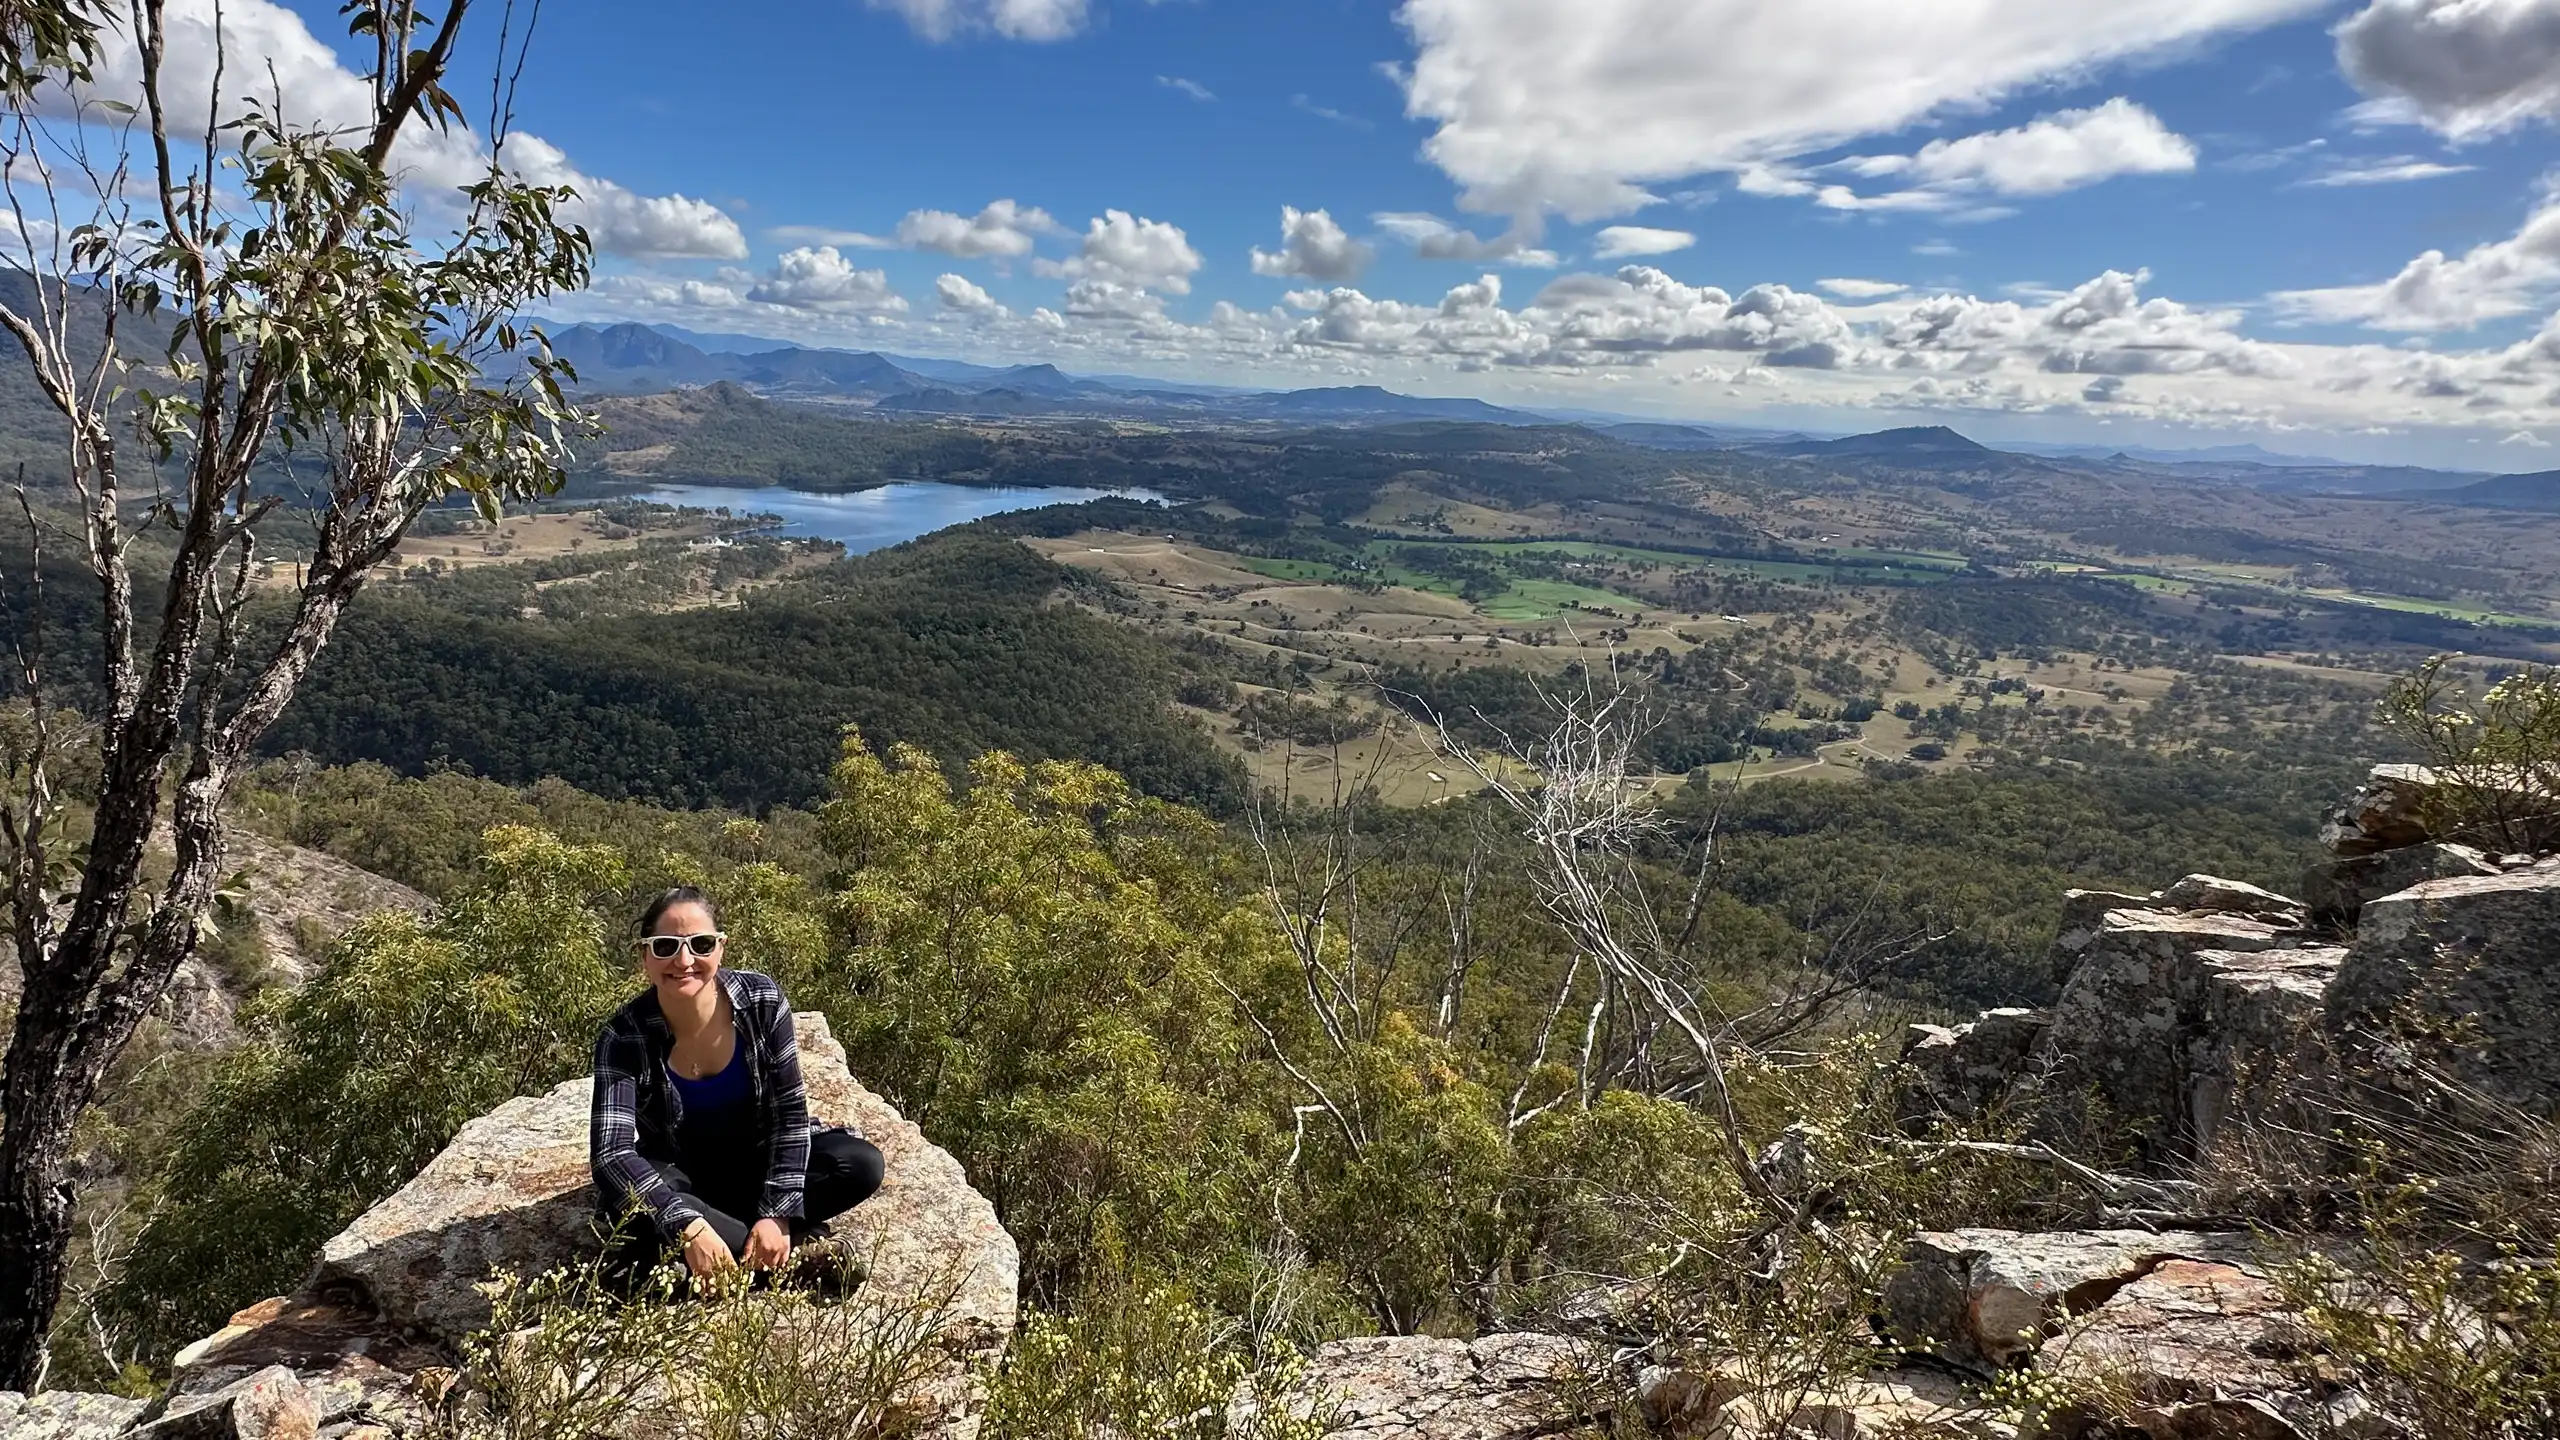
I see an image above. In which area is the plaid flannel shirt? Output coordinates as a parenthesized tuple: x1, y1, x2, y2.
(589, 968, 817, 1241)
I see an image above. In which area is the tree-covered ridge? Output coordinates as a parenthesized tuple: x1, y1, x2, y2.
(263, 532, 1246, 813)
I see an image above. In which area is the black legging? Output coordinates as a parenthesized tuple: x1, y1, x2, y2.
(607, 1127, 884, 1273)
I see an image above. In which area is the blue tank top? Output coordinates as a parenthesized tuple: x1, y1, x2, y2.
(671, 1043, 754, 1168)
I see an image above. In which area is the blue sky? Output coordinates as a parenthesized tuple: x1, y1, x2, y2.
(241, 0, 2560, 464)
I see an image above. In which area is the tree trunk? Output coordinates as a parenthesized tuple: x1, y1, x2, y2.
(0, 995, 94, 1391)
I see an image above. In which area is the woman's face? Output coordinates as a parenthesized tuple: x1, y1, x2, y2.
(641, 900, 725, 1003)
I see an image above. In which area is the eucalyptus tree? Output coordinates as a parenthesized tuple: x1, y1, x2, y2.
(0, 0, 592, 1385)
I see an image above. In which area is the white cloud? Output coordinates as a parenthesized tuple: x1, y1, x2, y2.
(1833, 99, 2197, 203)
(747, 247, 911, 313)
(2271, 191, 2560, 328)
(936, 273, 1007, 314)
(1036, 210, 1205, 293)
(57, 0, 745, 260)
(868, 0, 1089, 42)
(2301, 156, 2479, 184)
(1158, 75, 1217, 102)
(1592, 226, 1697, 258)
(1251, 207, 1374, 283)
(766, 225, 897, 249)
(895, 199, 1061, 260)
(1393, 0, 2321, 219)
(2337, 0, 2560, 139)
(497, 135, 747, 260)
(1818, 278, 1910, 299)
(1373, 212, 1560, 266)
(1063, 278, 1169, 320)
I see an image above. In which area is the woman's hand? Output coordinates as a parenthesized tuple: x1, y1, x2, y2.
(681, 1219, 736, 1290)
(741, 1218, 791, 1271)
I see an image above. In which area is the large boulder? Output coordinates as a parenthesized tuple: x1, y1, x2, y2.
(314, 1011, 1017, 1347)
(1882, 1228, 2256, 1371)
(2328, 867, 2560, 1116)
(2319, 765, 2442, 857)
(175, 1011, 1015, 1439)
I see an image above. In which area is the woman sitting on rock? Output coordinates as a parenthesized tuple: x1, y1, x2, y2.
(590, 886, 883, 1290)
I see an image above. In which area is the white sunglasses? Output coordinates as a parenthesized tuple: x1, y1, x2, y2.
(640, 932, 724, 961)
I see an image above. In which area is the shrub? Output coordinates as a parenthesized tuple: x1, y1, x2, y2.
(2379, 657, 2560, 852)
(984, 1281, 1333, 1440)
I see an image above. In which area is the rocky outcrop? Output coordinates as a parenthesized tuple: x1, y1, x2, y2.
(1883, 1228, 2258, 1370)
(154, 1011, 1015, 1439)
(2317, 764, 2441, 857)
(0, 1393, 150, 1440)
(1904, 761, 2560, 1168)
(2329, 864, 2560, 1116)
(1901, 1008, 2049, 1124)
(1882, 1229, 2378, 1440)
(218, 829, 431, 987)
(2302, 842, 2499, 931)
(2033, 893, 2335, 1166)
(314, 1011, 1016, 1348)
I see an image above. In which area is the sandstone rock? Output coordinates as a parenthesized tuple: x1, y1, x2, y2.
(2301, 844, 2499, 931)
(166, 1293, 449, 1439)
(130, 1365, 317, 1440)
(2329, 868, 2560, 1116)
(2320, 765, 2440, 857)
(1247, 1333, 1592, 1439)
(2154, 878, 2305, 924)
(2046, 1260, 2299, 1402)
(1901, 1008, 2049, 1123)
(1883, 1228, 2255, 1371)
(2187, 948, 2347, 1160)
(313, 1011, 1017, 1350)
(2052, 891, 2167, 986)
(2037, 910, 2311, 1164)
(0, 1391, 149, 1440)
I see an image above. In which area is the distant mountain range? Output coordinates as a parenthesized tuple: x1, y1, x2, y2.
(537, 322, 1549, 426)
(534, 320, 2540, 505)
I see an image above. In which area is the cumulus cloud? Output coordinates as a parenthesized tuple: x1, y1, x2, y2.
(936, 273, 1007, 314)
(1832, 98, 2197, 202)
(1037, 210, 1205, 293)
(1373, 212, 1560, 266)
(896, 199, 1061, 260)
(1251, 207, 1375, 282)
(498, 135, 748, 260)
(868, 0, 1089, 42)
(748, 247, 911, 313)
(1393, 0, 2321, 219)
(2271, 191, 2560, 328)
(1592, 226, 1697, 258)
(2337, 0, 2560, 139)
(58, 0, 745, 259)
(1818, 278, 1910, 299)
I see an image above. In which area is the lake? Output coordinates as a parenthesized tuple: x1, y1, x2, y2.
(629, 481, 1160, 555)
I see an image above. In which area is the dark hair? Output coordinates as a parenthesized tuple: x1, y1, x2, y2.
(638, 886, 718, 937)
